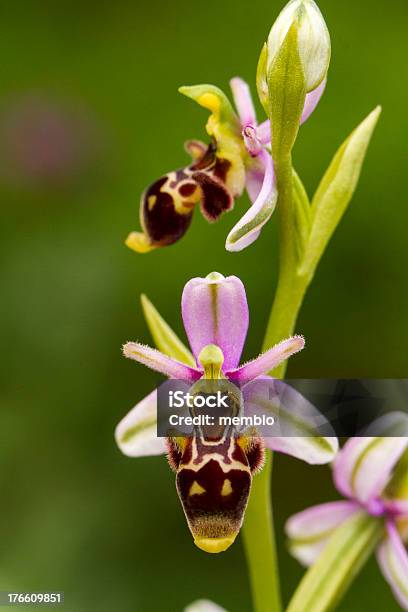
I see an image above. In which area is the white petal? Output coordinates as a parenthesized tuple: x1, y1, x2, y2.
(115, 390, 166, 457)
(286, 501, 360, 566)
(241, 377, 338, 464)
(225, 151, 276, 252)
(267, 0, 331, 92)
(333, 421, 408, 506)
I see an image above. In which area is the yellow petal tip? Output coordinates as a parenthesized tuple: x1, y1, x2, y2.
(194, 536, 236, 554)
(125, 232, 156, 254)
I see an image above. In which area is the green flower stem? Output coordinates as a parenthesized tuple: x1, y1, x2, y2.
(263, 155, 312, 361)
(243, 152, 310, 612)
(286, 513, 384, 612)
(242, 453, 281, 612)
(263, 264, 309, 376)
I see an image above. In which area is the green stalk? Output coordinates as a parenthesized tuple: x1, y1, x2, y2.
(262, 155, 311, 366)
(242, 453, 280, 612)
(243, 153, 310, 612)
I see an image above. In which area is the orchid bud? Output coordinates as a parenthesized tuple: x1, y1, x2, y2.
(267, 0, 331, 93)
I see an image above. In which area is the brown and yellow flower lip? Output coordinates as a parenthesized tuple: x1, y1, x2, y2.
(170, 430, 265, 552)
(126, 141, 235, 253)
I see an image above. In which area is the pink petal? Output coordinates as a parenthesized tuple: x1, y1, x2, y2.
(181, 272, 249, 371)
(377, 521, 408, 610)
(300, 79, 327, 125)
(226, 336, 304, 384)
(225, 150, 277, 252)
(245, 159, 265, 202)
(115, 390, 167, 457)
(286, 501, 360, 566)
(386, 500, 408, 516)
(256, 120, 271, 145)
(123, 342, 201, 382)
(242, 124, 263, 157)
(333, 424, 408, 506)
(256, 80, 326, 144)
(230, 77, 256, 127)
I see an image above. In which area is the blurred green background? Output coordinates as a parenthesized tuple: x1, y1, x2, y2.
(0, 1, 407, 610)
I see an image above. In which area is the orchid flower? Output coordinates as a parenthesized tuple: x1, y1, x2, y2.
(116, 272, 338, 553)
(125, 77, 325, 254)
(184, 600, 227, 612)
(286, 412, 408, 610)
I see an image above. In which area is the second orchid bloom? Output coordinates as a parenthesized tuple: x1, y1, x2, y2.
(125, 77, 325, 254)
(286, 414, 408, 610)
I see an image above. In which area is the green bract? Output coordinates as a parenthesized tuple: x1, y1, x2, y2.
(268, 22, 306, 160)
(299, 106, 382, 279)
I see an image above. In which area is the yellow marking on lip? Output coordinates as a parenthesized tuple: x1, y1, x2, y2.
(221, 479, 233, 496)
(189, 481, 206, 496)
(125, 231, 156, 254)
(194, 536, 236, 554)
(147, 195, 157, 210)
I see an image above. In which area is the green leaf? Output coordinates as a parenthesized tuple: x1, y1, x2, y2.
(299, 106, 382, 278)
(140, 294, 195, 366)
(287, 512, 383, 612)
(267, 22, 306, 161)
(293, 169, 311, 260)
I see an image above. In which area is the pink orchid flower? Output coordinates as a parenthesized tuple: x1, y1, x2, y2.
(126, 78, 325, 254)
(116, 272, 337, 553)
(286, 412, 408, 609)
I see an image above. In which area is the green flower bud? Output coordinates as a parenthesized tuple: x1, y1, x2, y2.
(267, 0, 331, 92)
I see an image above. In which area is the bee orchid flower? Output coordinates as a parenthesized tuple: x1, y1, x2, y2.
(125, 76, 325, 254)
(116, 272, 338, 553)
(286, 413, 408, 610)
